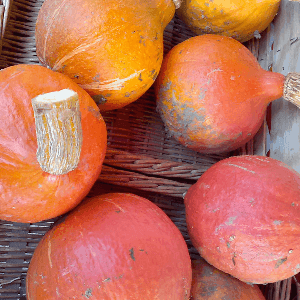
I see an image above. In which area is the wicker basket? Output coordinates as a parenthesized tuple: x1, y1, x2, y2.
(0, 0, 298, 299)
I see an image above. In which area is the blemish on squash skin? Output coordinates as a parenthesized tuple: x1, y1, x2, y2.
(125, 91, 133, 97)
(215, 216, 237, 234)
(139, 36, 146, 46)
(275, 257, 287, 269)
(293, 264, 300, 274)
(91, 95, 107, 105)
(158, 89, 211, 147)
(229, 235, 235, 241)
(159, 81, 172, 93)
(150, 69, 156, 77)
(84, 288, 92, 298)
(139, 249, 148, 254)
(198, 88, 207, 100)
(115, 274, 124, 280)
(151, 72, 158, 81)
(129, 248, 135, 261)
(232, 253, 237, 266)
(87, 106, 102, 120)
(93, 74, 100, 81)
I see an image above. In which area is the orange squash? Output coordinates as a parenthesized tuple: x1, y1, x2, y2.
(176, 0, 281, 42)
(184, 155, 300, 284)
(155, 34, 299, 154)
(26, 193, 192, 299)
(190, 259, 265, 299)
(35, 0, 181, 111)
(0, 64, 107, 223)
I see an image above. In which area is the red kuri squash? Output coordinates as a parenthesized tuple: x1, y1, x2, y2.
(155, 34, 300, 154)
(26, 193, 192, 299)
(184, 155, 300, 284)
(0, 64, 107, 223)
(35, 0, 181, 111)
(190, 259, 265, 299)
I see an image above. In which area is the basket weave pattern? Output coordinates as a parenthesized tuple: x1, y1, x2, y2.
(0, 0, 298, 299)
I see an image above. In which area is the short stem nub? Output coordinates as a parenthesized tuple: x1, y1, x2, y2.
(32, 89, 82, 175)
(172, 0, 182, 9)
(283, 73, 300, 109)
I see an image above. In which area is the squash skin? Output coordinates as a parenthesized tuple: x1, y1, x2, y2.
(0, 64, 107, 223)
(176, 0, 281, 43)
(35, 0, 176, 111)
(155, 34, 285, 154)
(184, 155, 300, 284)
(190, 259, 265, 299)
(26, 193, 192, 300)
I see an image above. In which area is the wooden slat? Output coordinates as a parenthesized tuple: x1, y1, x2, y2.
(261, 0, 300, 173)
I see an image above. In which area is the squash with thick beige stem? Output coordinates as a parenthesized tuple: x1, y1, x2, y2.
(0, 64, 107, 223)
(35, 0, 181, 111)
(32, 89, 83, 175)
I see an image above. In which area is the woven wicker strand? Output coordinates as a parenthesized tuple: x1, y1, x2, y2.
(99, 165, 191, 198)
(0, 0, 296, 300)
(104, 149, 211, 180)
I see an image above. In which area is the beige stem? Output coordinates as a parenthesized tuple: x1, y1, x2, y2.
(32, 89, 82, 175)
(283, 73, 300, 109)
(172, 0, 182, 9)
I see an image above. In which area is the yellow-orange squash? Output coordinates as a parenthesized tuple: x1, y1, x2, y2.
(35, 0, 180, 111)
(176, 0, 281, 42)
(0, 64, 107, 223)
